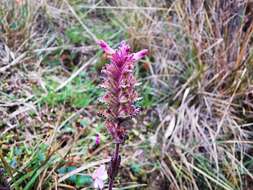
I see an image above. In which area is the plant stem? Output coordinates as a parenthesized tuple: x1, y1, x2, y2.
(108, 143, 120, 190)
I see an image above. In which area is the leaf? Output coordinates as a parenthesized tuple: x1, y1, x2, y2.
(80, 119, 89, 128)
(57, 167, 92, 187)
(130, 163, 141, 175)
(165, 116, 176, 139)
(66, 166, 77, 183)
(37, 151, 45, 162)
(69, 175, 77, 183)
(72, 94, 90, 108)
(76, 175, 93, 187)
(57, 167, 67, 174)
(182, 87, 190, 104)
(65, 27, 85, 44)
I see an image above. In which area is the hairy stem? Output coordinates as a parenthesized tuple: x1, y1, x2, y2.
(108, 143, 120, 190)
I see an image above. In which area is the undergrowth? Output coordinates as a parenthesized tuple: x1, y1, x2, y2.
(1, 0, 253, 190)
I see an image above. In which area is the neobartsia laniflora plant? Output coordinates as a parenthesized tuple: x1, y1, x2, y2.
(97, 40, 148, 189)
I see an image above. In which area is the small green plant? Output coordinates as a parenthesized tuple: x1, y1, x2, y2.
(139, 84, 156, 109)
(65, 26, 88, 44)
(40, 75, 101, 108)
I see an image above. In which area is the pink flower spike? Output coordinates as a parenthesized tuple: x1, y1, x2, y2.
(98, 40, 148, 142)
(92, 165, 108, 189)
(97, 40, 115, 54)
(132, 49, 148, 61)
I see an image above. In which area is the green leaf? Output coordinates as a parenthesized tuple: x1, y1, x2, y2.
(76, 175, 93, 187)
(66, 166, 77, 183)
(130, 163, 141, 175)
(69, 175, 77, 183)
(57, 167, 67, 174)
(65, 27, 85, 43)
(9, 22, 18, 30)
(37, 151, 45, 162)
(80, 119, 89, 128)
(72, 94, 90, 108)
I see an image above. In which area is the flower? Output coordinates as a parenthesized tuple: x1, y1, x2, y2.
(16, 0, 24, 5)
(97, 40, 148, 143)
(92, 165, 108, 189)
(95, 134, 100, 145)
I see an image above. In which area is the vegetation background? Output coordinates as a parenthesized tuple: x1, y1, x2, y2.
(1, 0, 253, 189)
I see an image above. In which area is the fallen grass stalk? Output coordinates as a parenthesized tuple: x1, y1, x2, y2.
(55, 56, 97, 92)
(63, 0, 98, 42)
(78, 5, 169, 11)
(0, 52, 27, 73)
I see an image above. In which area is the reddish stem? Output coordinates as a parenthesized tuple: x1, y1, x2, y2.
(108, 143, 120, 190)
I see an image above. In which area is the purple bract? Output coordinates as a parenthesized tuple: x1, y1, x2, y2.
(97, 40, 148, 143)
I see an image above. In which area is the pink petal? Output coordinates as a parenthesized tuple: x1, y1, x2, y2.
(16, 0, 24, 4)
(95, 134, 100, 145)
(99, 170, 108, 181)
(97, 40, 115, 54)
(92, 165, 107, 179)
(94, 178, 104, 189)
(93, 179, 99, 189)
(119, 41, 131, 53)
(132, 49, 148, 61)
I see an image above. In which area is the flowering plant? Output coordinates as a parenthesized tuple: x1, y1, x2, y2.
(92, 165, 108, 189)
(97, 40, 147, 189)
